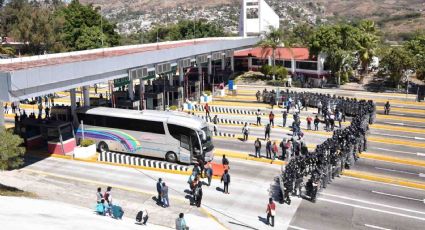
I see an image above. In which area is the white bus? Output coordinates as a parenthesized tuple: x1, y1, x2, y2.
(75, 107, 214, 164)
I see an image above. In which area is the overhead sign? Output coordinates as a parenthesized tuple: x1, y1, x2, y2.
(114, 77, 130, 87)
(225, 49, 234, 57)
(156, 63, 171, 74)
(129, 67, 148, 80)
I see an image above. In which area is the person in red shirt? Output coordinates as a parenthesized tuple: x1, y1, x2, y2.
(204, 103, 211, 121)
(306, 115, 313, 130)
(269, 111, 275, 127)
(266, 198, 276, 227)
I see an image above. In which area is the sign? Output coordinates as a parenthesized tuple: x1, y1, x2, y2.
(114, 77, 130, 87)
(196, 54, 208, 64)
(179, 58, 192, 68)
(212, 52, 222, 61)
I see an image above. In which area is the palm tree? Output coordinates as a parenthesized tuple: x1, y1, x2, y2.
(257, 26, 284, 80)
(358, 20, 378, 77)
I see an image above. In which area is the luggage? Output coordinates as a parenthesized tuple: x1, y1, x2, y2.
(136, 211, 143, 222)
(111, 205, 124, 219)
(96, 203, 104, 215)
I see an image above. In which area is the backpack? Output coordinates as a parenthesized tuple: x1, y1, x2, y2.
(136, 211, 143, 222)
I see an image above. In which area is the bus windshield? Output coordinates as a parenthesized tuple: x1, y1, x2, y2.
(201, 126, 214, 152)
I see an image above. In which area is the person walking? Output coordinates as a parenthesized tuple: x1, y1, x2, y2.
(222, 154, 230, 170)
(264, 123, 271, 139)
(282, 111, 287, 127)
(204, 103, 211, 121)
(256, 90, 261, 102)
(4, 103, 8, 114)
(212, 115, 218, 134)
(272, 141, 278, 160)
(314, 116, 320, 131)
(38, 103, 43, 117)
(205, 162, 213, 186)
(11, 102, 16, 114)
(104, 186, 113, 216)
(254, 138, 262, 158)
(161, 182, 169, 208)
(156, 178, 163, 204)
(384, 101, 391, 115)
(306, 115, 312, 130)
(221, 170, 230, 194)
(269, 111, 275, 127)
(176, 213, 189, 230)
(266, 139, 272, 159)
(266, 198, 276, 227)
(280, 138, 287, 160)
(194, 184, 203, 207)
(242, 123, 249, 141)
(45, 106, 50, 118)
(96, 187, 103, 204)
(270, 95, 275, 109)
(317, 101, 322, 115)
(256, 109, 262, 126)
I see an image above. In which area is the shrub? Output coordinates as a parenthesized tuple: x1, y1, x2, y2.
(203, 90, 212, 96)
(0, 128, 25, 170)
(80, 139, 95, 147)
(260, 64, 272, 76)
(169, 105, 178, 110)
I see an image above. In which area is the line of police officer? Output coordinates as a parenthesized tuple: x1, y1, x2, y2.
(273, 90, 376, 204)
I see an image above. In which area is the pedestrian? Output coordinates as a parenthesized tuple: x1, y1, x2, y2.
(279, 139, 287, 160)
(44, 95, 48, 106)
(272, 141, 278, 160)
(156, 178, 163, 204)
(286, 97, 292, 113)
(314, 116, 320, 131)
(204, 103, 211, 121)
(212, 115, 218, 134)
(161, 182, 169, 208)
(329, 113, 335, 131)
(254, 138, 262, 158)
(38, 103, 43, 117)
(96, 187, 103, 204)
(94, 83, 98, 94)
(176, 213, 189, 230)
(136, 208, 149, 225)
(222, 154, 230, 170)
(269, 111, 275, 127)
(51, 97, 54, 106)
(384, 101, 390, 115)
(317, 101, 322, 115)
(266, 198, 276, 227)
(205, 162, 213, 186)
(266, 139, 272, 159)
(11, 102, 16, 114)
(264, 123, 271, 139)
(282, 111, 287, 127)
(45, 107, 50, 118)
(4, 103, 8, 114)
(194, 184, 203, 207)
(256, 90, 261, 102)
(306, 115, 312, 130)
(256, 109, 261, 126)
(242, 123, 249, 141)
(104, 186, 113, 216)
(270, 95, 275, 109)
(221, 169, 230, 194)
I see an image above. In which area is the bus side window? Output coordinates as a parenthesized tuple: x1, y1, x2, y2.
(180, 135, 190, 150)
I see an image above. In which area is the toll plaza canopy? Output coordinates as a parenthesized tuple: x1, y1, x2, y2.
(0, 37, 259, 102)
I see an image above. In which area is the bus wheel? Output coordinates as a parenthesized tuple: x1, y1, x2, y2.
(98, 141, 109, 152)
(165, 152, 177, 163)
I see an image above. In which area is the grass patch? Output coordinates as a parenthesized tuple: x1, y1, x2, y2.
(0, 184, 37, 198)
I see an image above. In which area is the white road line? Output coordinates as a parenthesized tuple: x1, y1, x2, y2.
(415, 137, 425, 141)
(418, 153, 425, 157)
(383, 122, 405, 126)
(288, 225, 309, 230)
(389, 113, 405, 116)
(373, 132, 414, 139)
(372, 147, 417, 155)
(371, 191, 423, 202)
(419, 173, 425, 178)
(364, 224, 392, 230)
(318, 197, 425, 221)
(374, 167, 418, 176)
(343, 175, 425, 192)
(321, 193, 425, 215)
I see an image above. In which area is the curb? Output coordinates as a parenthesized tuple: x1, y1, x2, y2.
(197, 115, 255, 126)
(98, 151, 189, 172)
(213, 132, 236, 138)
(214, 148, 286, 166)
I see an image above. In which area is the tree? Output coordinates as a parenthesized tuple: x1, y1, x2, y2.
(257, 26, 284, 80)
(0, 128, 25, 170)
(404, 32, 425, 82)
(380, 47, 414, 87)
(0, 45, 14, 55)
(357, 20, 379, 76)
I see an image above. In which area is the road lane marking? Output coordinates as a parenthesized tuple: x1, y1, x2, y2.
(374, 167, 418, 176)
(419, 173, 425, 178)
(371, 191, 423, 202)
(322, 193, 425, 215)
(318, 197, 425, 221)
(418, 153, 425, 157)
(383, 122, 405, 126)
(372, 147, 417, 155)
(372, 132, 416, 140)
(364, 224, 392, 230)
(415, 137, 425, 141)
(387, 113, 405, 116)
(342, 170, 425, 190)
(289, 226, 309, 230)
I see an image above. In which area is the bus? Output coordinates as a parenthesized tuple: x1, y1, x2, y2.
(74, 107, 214, 164)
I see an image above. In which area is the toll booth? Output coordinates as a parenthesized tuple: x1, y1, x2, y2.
(90, 97, 108, 106)
(50, 106, 72, 122)
(18, 119, 76, 155)
(112, 91, 140, 110)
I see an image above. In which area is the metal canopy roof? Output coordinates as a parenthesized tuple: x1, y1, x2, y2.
(0, 37, 259, 101)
